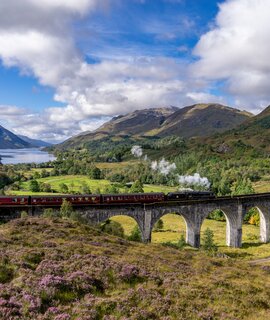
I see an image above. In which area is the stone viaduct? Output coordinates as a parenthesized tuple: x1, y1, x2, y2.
(1, 193, 270, 248)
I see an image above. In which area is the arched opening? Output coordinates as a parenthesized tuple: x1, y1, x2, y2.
(201, 209, 227, 247)
(242, 207, 263, 245)
(109, 215, 143, 241)
(151, 213, 186, 245)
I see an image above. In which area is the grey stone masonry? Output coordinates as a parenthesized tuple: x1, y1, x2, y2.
(1, 193, 270, 248)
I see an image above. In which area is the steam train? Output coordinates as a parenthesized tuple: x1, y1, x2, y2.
(0, 191, 215, 206)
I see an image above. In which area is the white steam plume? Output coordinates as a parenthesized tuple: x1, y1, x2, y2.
(178, 173, 210, 189)
(131, 145, 210, 190)
(151, 158, 176, 176)
(131, 145, 143, 158)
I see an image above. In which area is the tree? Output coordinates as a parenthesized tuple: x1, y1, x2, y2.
(201, 228, 218, 254)
(128, 225, 142, 242)
(104, 184, 119, 194)
(130, 180, 144, 193)
(40, 169, 48, 178)
(39, 183, 52, 193)
(0, 173, 11, 189)
(29, 180, 40, 192)
(100, 219, 124, 238)
(59, 183, 69, 194)
(231, 177, 254, 195)
(88, 167, 101, 179)
(80, 182, 91, 194)
(153, 219, 164, 232)
(60, 199, 73, 218)
(33, 171, 41, 179)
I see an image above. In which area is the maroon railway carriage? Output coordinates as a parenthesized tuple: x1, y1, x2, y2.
(31, 195, 101, 206)
(0, 196, 30, 206)
(101, 193, 165, 204)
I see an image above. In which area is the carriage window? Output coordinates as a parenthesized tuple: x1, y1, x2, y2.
(85, 197, 89, 201)
(91, 197, 96, 201)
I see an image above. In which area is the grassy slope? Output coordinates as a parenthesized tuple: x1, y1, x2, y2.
(0, 217, 270, 319)
(8, 175, 177, 195)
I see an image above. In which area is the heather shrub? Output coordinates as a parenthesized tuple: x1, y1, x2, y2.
(119, 265, 143, 284)
(23, 251, 45, 268)
(0, 263, 14, 283)
(127, 225, 142, 242)
(100, 219, 125, 238)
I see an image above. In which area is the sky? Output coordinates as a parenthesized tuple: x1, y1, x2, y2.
(0, 0, 270, 143)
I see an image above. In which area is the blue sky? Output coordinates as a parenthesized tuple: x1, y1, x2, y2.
(0, 0, 269, 142)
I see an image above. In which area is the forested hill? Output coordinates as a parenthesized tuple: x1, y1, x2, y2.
(195, 105, 270, 153)
(0, 125, 31, 149)
(54, 103, 252, 151)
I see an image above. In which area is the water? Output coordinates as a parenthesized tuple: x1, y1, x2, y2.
(0, 148, 56, 165)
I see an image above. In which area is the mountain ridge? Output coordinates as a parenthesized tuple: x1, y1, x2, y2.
(55, 103, 253, 150)
(0, 125, 31, 149)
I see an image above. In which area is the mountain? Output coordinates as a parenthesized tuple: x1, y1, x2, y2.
(18, 135, 52, 147)
(55, 104, 252, 150)
(0, 125, 31, 149)
(200, 105, 270, 153)
(148, 104, 252, 138)
(96, 106, 178, 136)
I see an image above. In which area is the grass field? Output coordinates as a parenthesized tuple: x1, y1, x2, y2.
(8, 175, 177, 195)
(253, 179, 270, 193)
(111, 214, 270, 259)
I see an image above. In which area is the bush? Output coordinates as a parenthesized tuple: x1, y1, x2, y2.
(100, 219, 125, 238)
(127, 225, 142, 242)
(42, 208, 61, 218)
(21, 211, 29, 219)
(153, 219, 164, 232)
(69, 211, 88, 224)
(202, 228, 218, 255)
(60, 200, 73, 218)
(162, 234, 186, 250)
(0, 264, 14, 283)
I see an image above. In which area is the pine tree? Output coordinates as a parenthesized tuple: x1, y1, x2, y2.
(202, 228, 218, 255)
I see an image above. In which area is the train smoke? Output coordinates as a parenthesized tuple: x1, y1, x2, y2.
(151, 158, 176, 176)
(131, 145, 143, 158)
(178, 173, 210, 189)
(131, 145, 210, 189)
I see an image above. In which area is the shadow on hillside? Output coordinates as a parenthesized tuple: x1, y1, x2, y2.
(226, 252, 253, 258)
(241, 242, 263, 248)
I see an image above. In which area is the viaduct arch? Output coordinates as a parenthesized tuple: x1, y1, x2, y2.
(1, 194, 270, 248)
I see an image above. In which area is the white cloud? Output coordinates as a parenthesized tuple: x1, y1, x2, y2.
(192, 0, 270, 111)
(0, 0, 225, 142)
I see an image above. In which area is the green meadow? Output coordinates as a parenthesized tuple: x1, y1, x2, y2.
(8, 175, 177, 195)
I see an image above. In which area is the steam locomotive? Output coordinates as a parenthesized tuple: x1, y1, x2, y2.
(0, 191, 215, 206)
